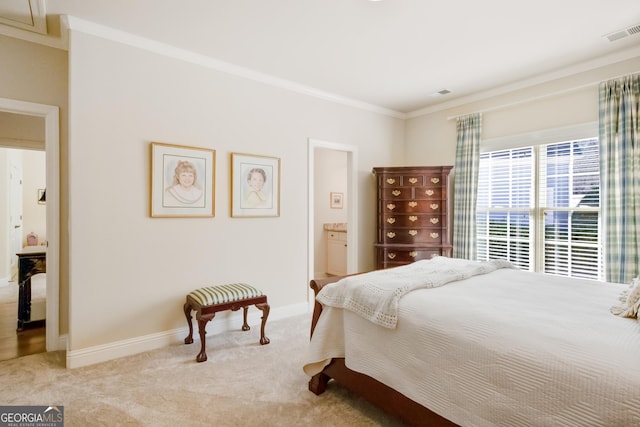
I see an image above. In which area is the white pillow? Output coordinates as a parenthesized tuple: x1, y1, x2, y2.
(611, 277, 640, 318)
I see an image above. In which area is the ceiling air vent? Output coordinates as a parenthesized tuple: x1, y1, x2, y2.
(604, 23, 640, 42)
(429, 89, 452, 97)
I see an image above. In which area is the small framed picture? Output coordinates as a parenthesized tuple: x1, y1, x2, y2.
(330, 192, 344, 209)
(231, 152, 280, 217)
(37, 189, 46, 204)
(150, 142, 215, 217)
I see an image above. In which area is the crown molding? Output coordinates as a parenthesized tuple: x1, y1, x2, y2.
(406, 45, 640, 119)
(62, 15, 406, 120)
(12, 14, 636, 122)
(0, 21, 65, 50)
(0, 0, 46, 34)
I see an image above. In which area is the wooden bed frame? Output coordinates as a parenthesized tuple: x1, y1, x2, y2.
(308, 276, 459, 427)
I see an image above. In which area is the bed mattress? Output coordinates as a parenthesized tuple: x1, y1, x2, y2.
(304, 268, 640, 426)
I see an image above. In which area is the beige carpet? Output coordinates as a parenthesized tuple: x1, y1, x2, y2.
(0, 313, 404, 426)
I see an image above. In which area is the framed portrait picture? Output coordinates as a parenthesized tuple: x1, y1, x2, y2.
(231, 152, 280, 217)
(330, 192, 344, 209)
(150, 142, 215, 217)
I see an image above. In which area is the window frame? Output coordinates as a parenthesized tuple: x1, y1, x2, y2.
(477, 123, 602, 280)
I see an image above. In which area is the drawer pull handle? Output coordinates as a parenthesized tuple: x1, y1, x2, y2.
(409, 201, 418, 208)
(425, 189, 434, 196)
(430, 203, 439, 210)
(386, 203, 396, 211)
(388, 253, 396, 259)
(392, 190, 401, 196)
(408, 177, 418, 184)
(430, 232, 439, 239)
(409, 251, 417, 258)
(431, 177, 440, 184)
(386, 178, 396, 184)
(409, 230, 418, 236)
(387, 217, 396, 224)
(386, 231, 396, 238)
(409, 215, 418, 222)
(430, 218, 439, 224)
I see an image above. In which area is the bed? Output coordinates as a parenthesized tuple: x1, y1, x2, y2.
(303, 257, 640, 427)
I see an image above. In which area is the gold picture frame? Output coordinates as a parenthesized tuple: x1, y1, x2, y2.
(330, 192, 344, 209)
(150, 142, 215, 217)
(230, 152, 280, 217)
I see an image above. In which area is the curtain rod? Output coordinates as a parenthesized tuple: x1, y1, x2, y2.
(447, 71, 638, 121)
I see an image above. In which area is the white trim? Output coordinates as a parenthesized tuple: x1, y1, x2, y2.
(0, 98, 60, 354)
(65, 302, 309, 369)
(408, 45, 640, 119)
(0, 4, 66, 51)
(0, 0, 47, 35)
(3, 15, 637, 120)
(61, 15, 404, 119)
(307, 138, 359, 301)
(480, 122, 599, 152)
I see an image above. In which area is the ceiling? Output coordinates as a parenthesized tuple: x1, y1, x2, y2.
(6, 1, 640, 115)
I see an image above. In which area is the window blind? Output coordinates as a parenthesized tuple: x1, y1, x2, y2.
(540, 138, 601, 279)
(477, 138, 602, 280)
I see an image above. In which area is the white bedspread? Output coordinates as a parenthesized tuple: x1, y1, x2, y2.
(304, 268, 640, 426)
(316, 256, 514, 328)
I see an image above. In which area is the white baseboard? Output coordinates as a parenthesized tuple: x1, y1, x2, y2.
(65, 302, 310, 369)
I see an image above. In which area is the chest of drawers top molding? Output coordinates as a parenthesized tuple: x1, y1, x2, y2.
(372, 166, 452, 269)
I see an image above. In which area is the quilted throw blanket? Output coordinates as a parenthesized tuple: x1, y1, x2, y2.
(316, 256, 514, 328)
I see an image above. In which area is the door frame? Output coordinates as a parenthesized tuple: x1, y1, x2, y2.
(0, 97, 60, 352)
(307, 138, 358, 303)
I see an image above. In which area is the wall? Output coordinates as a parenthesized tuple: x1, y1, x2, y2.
(21, 149, 47, 245)
(66, 24, 404, 363)
(0, 149, 9, 280)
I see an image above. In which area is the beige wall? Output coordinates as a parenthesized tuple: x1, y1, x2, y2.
(21, 149, 47, 245)
(66, 28, 404, 353)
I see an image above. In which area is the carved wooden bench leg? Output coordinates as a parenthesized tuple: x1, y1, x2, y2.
(183, 302, 194, 345)
(196, 314, 214, 363)
(242, 306, 250, 331)
(256, 302, 270, 345)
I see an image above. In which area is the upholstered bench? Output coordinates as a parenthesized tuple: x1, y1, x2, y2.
(183, 283, 270, 362)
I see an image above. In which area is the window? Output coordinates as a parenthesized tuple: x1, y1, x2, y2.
(476, 138, 602, 280)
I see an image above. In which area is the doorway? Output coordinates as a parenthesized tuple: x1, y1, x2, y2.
(307, 138, 358, 303)
(0, 97, 60, 358)
(0, 147, 46, 359)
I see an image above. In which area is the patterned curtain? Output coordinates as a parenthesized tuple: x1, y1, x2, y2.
(599, 73, 640, 283)
(452, 113, 482, 260)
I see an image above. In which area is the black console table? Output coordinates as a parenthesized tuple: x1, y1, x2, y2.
(16, 247, 46, 331)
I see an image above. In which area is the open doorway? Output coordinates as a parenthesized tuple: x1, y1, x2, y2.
(0, 147, 46, 359)
(307, 138, 358, 303)
(0, 97, 60, 358)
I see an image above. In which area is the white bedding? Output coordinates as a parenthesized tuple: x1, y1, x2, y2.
(316, 256, 514, 328)
(304, 268, 640, 426)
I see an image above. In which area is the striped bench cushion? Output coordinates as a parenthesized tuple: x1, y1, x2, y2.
(188, 283, 264, 306)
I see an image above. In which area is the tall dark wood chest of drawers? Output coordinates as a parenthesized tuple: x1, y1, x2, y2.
(373, 166, 453, 269)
